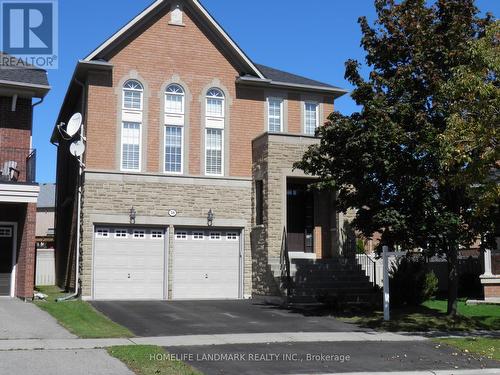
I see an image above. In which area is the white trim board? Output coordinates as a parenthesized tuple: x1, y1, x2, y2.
(0, 222, 17, 297)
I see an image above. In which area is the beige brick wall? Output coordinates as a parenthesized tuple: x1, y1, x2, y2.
(80, 173, 252, 298)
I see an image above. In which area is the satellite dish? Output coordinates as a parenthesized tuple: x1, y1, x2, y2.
(70, 139, 85, 157)
(65, 113, 83, 138)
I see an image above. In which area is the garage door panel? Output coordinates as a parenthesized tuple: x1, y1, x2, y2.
(93, 227, 165, 300)
(172, 228, 240, 300)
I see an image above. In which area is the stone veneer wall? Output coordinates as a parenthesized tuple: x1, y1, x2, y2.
(80, 172, 252, 298)
(251, 133, 319, 295)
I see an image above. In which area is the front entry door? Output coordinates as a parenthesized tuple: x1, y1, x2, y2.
(0, 226, 14, 296)
(287, 182, 314, 252)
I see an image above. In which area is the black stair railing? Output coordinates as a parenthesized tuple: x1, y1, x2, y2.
(279, 228, 292, 297)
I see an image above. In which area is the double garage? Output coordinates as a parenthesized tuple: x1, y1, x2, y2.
(92, 226, 242, 300)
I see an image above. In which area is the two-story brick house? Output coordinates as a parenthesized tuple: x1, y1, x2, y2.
(53, 0, 353, 301)
(0, 54, 50, 298)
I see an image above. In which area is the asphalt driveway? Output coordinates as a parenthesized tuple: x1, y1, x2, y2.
(91, 300, 358, 337)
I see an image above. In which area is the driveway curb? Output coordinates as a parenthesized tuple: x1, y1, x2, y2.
(0, 331, 427, 351)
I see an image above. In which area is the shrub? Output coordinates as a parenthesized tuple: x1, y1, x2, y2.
(389, 256, 437, 306)
(422, 270, 439, 301)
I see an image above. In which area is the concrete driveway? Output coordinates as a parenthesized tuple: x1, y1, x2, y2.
(91, 300, 358, 337)
(0, 298, 74, 339)
(0, 299, 134, 375)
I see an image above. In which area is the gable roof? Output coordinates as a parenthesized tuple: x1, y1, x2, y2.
(84, 0, 265, 79)
(255, 64, 345, 92)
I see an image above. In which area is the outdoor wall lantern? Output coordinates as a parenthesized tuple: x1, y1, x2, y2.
(207, 209, 214, 226)
(129, 206, 136, 224)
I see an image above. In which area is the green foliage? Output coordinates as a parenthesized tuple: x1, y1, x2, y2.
(422, 271, 439, 301)
(356, 239, 366, 254)
(108, 346, 202, 375)
(389, 257, 437, 306)
(35, 286, 133, 338)
(294, 0, 498, 315)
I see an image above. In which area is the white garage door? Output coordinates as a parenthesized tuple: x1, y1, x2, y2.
(173, 229, 241, 299)
(93, 227, 165, 300)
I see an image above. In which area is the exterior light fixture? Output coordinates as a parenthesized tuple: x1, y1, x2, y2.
(207, 209, 214, 226)
(129, 206, 136, 224)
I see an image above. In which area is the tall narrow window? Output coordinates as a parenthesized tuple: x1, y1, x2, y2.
(256, 180, 263, 225)
(121, 80, 143, 171)
(164, 84, 185, 173)
(121, 122, 141, 171)
(205, 88, 225, 176)
(267, 97, 283, 132)
(304, 102, 319, 135)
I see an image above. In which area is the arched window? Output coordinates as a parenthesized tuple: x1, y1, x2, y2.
(164, 84, 185, 173)
(121, 80, 144, 171)
(122, 80, 143, 110)
(206, 88, 224, 117)
(165, 84, 184, 114)
(205, 88, 225, 176)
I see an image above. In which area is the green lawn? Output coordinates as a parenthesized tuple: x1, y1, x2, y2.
(108, 345, 202, 375)
(34, 286, 133, 338)
(436, 338, 500, 361)
(339, 299, 500, 332)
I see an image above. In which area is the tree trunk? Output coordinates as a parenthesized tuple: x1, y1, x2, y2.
(447, 244, 459, 316)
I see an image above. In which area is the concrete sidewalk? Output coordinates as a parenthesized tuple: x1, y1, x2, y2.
(0, 298, 75, 339)
(0, 331, 428, 351)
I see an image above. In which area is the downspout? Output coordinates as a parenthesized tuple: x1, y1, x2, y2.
(57, 77, 86, 302)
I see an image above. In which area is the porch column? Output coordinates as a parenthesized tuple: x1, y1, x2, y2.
(482, 248, 493, 277)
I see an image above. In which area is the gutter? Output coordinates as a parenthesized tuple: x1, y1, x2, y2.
(236, 76, 348, 97)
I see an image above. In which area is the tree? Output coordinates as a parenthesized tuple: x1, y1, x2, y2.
(295, 0, 497, 316)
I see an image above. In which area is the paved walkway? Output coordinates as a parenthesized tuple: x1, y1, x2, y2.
(0, 298, 75, 339)
(0, 299, 134, 375)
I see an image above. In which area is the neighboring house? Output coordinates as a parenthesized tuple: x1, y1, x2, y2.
(0, 53, 50, 299)
(36, 183, 56, 249)
(53, 0, 354, 301)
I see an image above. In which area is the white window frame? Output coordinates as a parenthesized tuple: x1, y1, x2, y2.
(304, 101, 319, 135)
(226, 232, 238, 241)
(175, 231, 188, 240)
(120, 121, 142, 172)
(205, 88, 225, 119)
(192, 231, 204, 240)
(114, 229, 128, 238)
(133, 230, 146, 239)
(95, 228, 109, 238)
(164, 125, 184, 174)
(205, 127, 224, 176)
(165, 84, 185, 115)
(122, 80, 144, 111)
(267, 97, 284, 132)
(0, 227, 13, 237)
(209, 232, 221, 240)
(151, 230, 164, 239)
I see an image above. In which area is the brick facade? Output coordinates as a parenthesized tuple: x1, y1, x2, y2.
(56, 1, 342, 299)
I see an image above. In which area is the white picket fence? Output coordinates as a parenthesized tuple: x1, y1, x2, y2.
(35, 248, 55, 286)
(356, 254, 400, 287)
